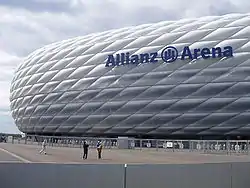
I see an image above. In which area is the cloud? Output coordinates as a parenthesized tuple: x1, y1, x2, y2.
(0, 112, 20, 134)
(0, 0, 250, 133)
(0, 80, 16, 134)
(0, 0, 81, 13)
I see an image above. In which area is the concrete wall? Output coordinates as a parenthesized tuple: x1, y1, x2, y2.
(0, 163, 249, 188)
(0, 163, 125, 188)
(126, 163, 231, 188)
(231, 162, 250, 188)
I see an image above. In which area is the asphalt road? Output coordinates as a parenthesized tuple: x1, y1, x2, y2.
(1, 143, 250, 164)
(0, 148, 23, 163)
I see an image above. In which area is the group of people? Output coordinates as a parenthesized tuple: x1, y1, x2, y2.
(39, 139, 104, 160)
(82, 140, 103, 159)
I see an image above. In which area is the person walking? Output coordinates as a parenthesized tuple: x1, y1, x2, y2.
(39, 139, 47, 155)
(96, 141, 103, 159)
(83, 141, 89, 159)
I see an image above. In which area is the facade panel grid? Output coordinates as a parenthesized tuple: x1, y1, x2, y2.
(10, 13, 250, 138)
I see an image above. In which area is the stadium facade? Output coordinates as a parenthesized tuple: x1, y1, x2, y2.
(10, 13, 250, 139)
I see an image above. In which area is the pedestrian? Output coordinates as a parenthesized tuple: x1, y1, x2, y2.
(96, 141, 103, 159)
(39, 139, 47, 155)
(83, 141, 89, 159)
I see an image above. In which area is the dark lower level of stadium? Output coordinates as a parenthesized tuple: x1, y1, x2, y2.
(26, 132, 250, 140)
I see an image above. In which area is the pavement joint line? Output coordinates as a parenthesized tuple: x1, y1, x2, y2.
(0, 147, 31, 163)
(31, 162, 84, 164)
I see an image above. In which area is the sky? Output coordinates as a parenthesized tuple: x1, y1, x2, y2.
(0, 0, 250, 134)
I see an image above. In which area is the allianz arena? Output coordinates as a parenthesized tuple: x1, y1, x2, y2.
(10, 13, 250, 139)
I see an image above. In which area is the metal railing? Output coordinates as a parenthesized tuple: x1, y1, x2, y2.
(6, 135, 250, 155)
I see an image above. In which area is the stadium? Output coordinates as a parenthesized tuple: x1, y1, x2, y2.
(10, 13, 250, 139)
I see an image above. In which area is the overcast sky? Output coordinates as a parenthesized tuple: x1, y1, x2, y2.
(1, 0, 250, 134)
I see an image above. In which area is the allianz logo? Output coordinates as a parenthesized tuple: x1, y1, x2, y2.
(105, 46, 233, 67)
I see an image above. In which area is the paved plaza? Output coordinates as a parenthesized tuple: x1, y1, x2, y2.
(1, 143, 250, 164)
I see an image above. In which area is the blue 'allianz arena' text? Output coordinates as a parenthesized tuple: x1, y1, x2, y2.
(105, 46, 233, 67)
